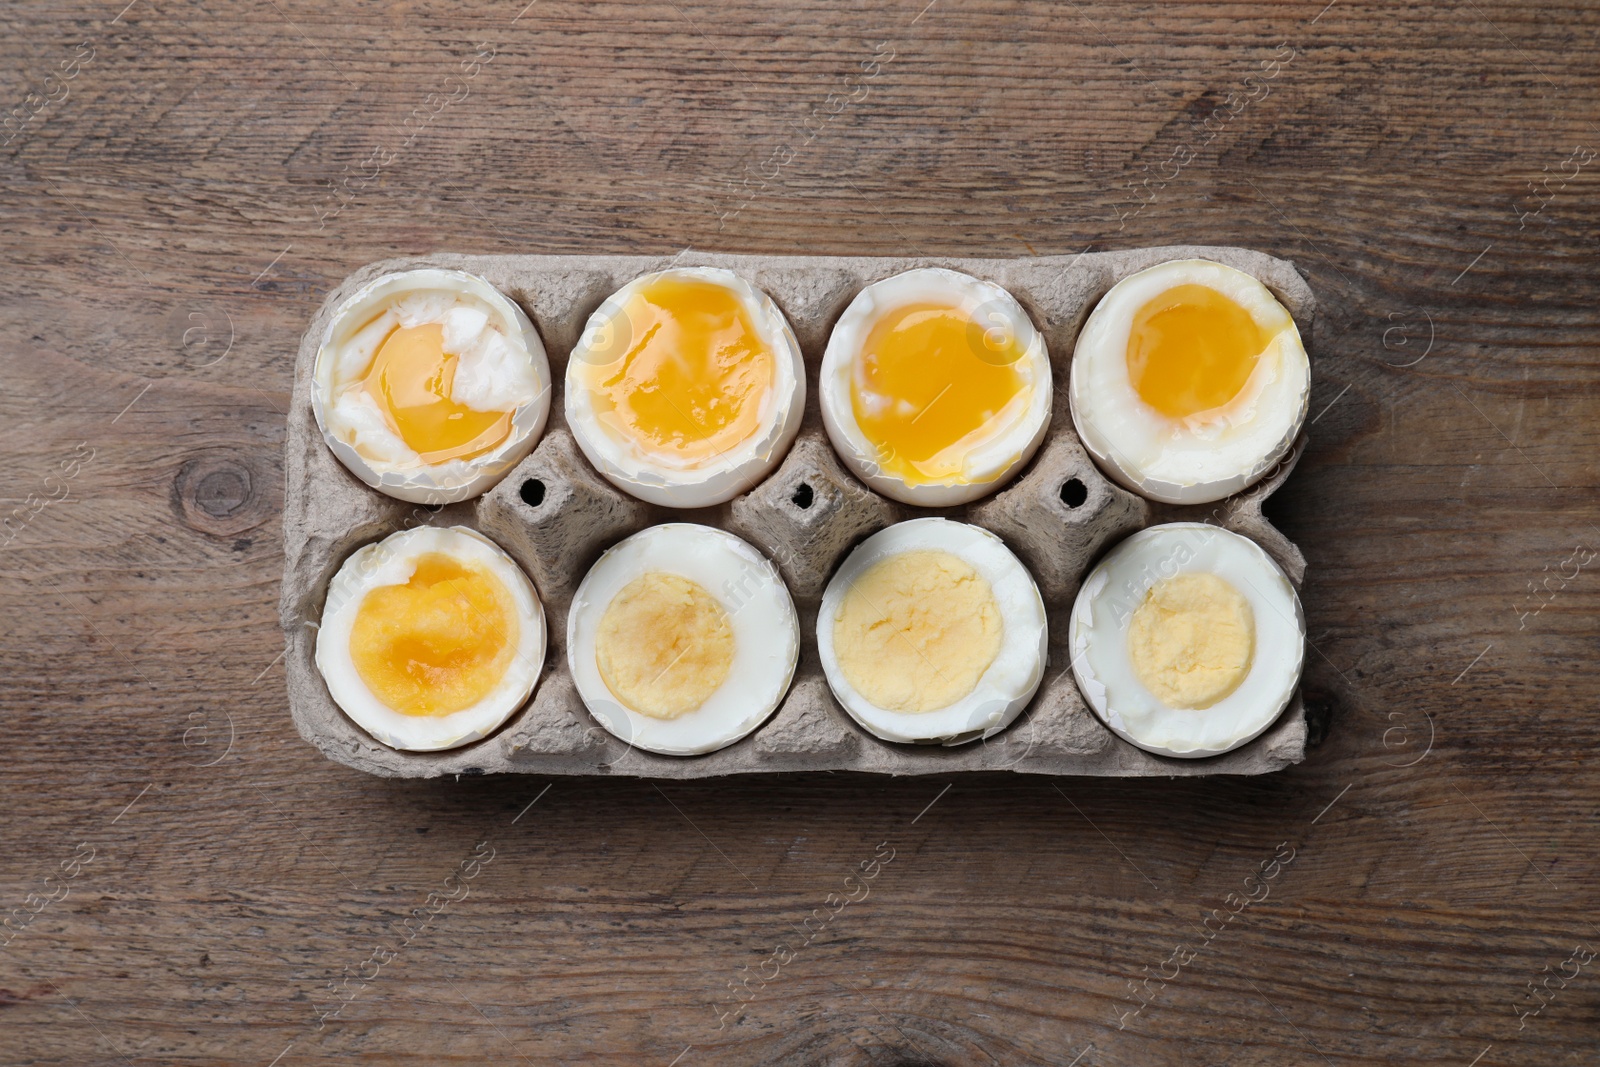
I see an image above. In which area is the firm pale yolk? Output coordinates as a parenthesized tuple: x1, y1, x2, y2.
(594, 572, 735, 719)
(1126, 284, 1266, 419)
(832, 549, 1003, 713)
(349, 553, 518, 717)
(851, 303, 1028, 484)
(1127, 572, 1254, 709)
(363, 323, 512, 464)
(584, 276, 774, 462)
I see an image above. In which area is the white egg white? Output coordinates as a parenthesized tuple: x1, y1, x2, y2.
(820, 268, 1053, 506)
(313, 268, 552, 505)
(818, 518, 1048, 745)
(1069, 259, 1309, 505)
(565, 267, 805, 508)
(316, 526, 546, 752)
(1069, 522, 1304, 758)
(567, 523, 800, 756)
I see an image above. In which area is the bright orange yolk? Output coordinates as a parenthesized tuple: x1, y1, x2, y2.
(583, 276, 774, 462)
(362, 322, 512, 464)
(349, 553, 518, 717)
(851, 303, 1028, 483)
(1126, 284, 1267, 419)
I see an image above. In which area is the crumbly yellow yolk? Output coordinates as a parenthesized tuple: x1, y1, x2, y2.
(1126, 283, 1273, 419)
(582, 275, 774, 463)
(851, 303, 1029, 484)
(349, 553, 518, 717)
(595, 572, 735, 719)
(1127, 572, 1254, 709)
(361, 322, 512, 463)
(832, 549, 1003, 713)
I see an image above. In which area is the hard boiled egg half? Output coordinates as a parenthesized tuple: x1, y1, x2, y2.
(821, 269, 1052, 506)
(566, 268, 804, 508)
(1069, 523, 1304, 758)
(314, 269, 552, 504)
(316, 526, 546, 752)
(818, 518, 1047, 745)
(1070, 259, 1309, 505)
(568, 524, 800, 756)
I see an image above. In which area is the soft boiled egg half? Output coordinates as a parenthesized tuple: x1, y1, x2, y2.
(567, 524, 800, 755)
(316, 526, 546, 752)
(1070, 259, 1309, 505)
(818, 518, 1047, 745)
(566, 268, 805, 508)
(821, 268, 1052, 506)
(1069, 522, 1304, 758)
(314, 269, 552, 504)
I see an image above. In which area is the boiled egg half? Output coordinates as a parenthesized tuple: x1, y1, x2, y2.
(314, 269, 552, 504)
(1069, 522, 1304, 758)
(821, 268, 1052, 506)
(566, 268, 804, 508)
(819, 265, 1056, 502)
(316, 526, 546, 752)
(567, 524, 799, 755)
(1070, 259, 1309, 505)
(818, 518, 1047, 744)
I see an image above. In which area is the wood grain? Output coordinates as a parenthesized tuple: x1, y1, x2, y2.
(3, 0, 1599, 1063)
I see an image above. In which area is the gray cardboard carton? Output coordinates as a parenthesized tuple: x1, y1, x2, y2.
(280, 248, 1313, 779)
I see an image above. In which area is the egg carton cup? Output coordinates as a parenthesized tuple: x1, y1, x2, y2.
(280, 247, 1314, 780)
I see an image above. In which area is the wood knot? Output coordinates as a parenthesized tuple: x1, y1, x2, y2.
(172, 452, 269, 536)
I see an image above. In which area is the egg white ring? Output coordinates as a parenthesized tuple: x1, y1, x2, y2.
(567, 523, 800, 756)
(1069, 522, 1305, 758)
(565, 267, 805, 509)
(1068, 259, 1309, 506)
(818, 518, 1049, 745)
(315, 526, 546, 752)
(312, 269, 553, 505)
(820, 268, 1053, 507)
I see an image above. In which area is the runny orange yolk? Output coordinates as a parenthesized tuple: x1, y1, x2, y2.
(362, 322, 512, 464)
(583, 276, 774, 462)
(1126, 284, 1267, 420)
(349, 553, 518, 717)
(851, 303, 1028, 483)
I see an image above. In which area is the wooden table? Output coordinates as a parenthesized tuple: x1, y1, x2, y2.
(3, 1, 1596, 1063)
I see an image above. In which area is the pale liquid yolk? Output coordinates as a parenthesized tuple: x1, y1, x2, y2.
(362, 322, 512, 464)
(583, 276, 774, 462)
(1126, 284, 1267, 419)
(1126, 572, 1254, 709)
(851, 303, 1028, 484)
(349, 553, 518, 717)
(832, 549, 1003, 713)
(595, 572, 735, 720)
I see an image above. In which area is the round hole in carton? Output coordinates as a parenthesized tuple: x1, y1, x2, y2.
(791, 483, 814, 510)
(520, 478, 546, 508)
(1059, 478, 1088, 508)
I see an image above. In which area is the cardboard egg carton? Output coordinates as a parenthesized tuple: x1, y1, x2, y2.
(280, 247, 1314, 779)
